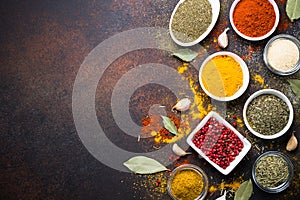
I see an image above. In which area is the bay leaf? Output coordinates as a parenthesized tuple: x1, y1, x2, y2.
(123, 156, 168, 174)
(172, 48, 198, 62)
(287, 79, 300, 98)
(161, 115, 178, 135)
(286, 0, 300, 22)
(234, 179, 253, 200)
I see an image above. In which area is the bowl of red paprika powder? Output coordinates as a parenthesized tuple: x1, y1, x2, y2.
(229, 0, 280, 41)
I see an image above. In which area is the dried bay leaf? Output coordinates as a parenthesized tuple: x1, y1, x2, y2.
(287, 79, 300, 98)
(161, 115, 178, 135)
(286, 0, 300, 21)
(172, 48, 198, 62)
(234, 179, 253, 200)
(123, 156, 168, 174)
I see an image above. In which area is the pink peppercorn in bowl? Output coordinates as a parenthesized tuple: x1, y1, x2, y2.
(229, 0, 280, 41)
(186, 111, 251, 175)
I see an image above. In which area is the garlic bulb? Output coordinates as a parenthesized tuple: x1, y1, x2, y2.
(218, 28, 230, 48)
(286, 132, 298, 151)
(172, 143, 191, 156)
(172, 98, 191, 112)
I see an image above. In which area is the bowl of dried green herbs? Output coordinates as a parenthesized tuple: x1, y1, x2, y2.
(169, 0, 220, 46)
(252, 151, 294, 193)
(243, 89, 294, 139)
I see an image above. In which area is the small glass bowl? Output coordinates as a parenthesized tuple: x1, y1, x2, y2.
(252, 151, 294, 193)
(167, 164, 209, 200)
(263, 34, 300, 75)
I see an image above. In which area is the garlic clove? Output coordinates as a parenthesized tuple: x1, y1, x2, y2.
(215, 190, 227, 200)
(172, 143, 191, 156)
(172, 98, 191, 112)
(286, 132, 298, 151)
(218, 28, 230, 48)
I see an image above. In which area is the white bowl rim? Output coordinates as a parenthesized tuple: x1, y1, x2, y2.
(243, 89, 294, 139)
(199, 51, 250, 101)
(169, 0, 220, 46)
(186, 111, 252, 175)
(229, 0, 280, 41)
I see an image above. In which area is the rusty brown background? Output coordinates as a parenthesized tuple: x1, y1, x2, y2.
(1, 0, 300, 199)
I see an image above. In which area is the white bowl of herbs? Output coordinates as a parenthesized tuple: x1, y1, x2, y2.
(169, 0, 220, 46)
(243, 89, 294, 139)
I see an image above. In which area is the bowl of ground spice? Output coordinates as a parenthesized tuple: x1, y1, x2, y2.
(243, 89, 294, 139)
(169, 0, 220, 46)
(229, 0, 280, 41)
(263, 34, 300, 75)
(167, 164, 209, 200)
(199, 51, 249, 101)
(252, 151, 294, 193)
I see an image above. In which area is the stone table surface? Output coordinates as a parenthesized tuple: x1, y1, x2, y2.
(1, 0, 300, 199)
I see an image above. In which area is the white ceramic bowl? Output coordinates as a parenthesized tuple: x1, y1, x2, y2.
(243, 89, 294, 139)
(169, 0, 220, 46)
(229, 0, 280, 41)
(199, 51, 249, 101)
(187, 111, 252, 175)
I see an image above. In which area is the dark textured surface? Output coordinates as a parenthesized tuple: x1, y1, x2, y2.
(1, 0, 300, 199)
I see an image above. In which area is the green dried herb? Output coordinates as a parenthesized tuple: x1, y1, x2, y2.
(255, 155, 289, 188)
(123, 156, 168, 174)
(286, 0, 300, 22)
(161, 116, 178, 135)
(234, 179, 253, 200)
(287, 79, 300, 98)
(172, 49, 198, 62)
(246, 94, 289, 135)
(171, 0, 212, 43)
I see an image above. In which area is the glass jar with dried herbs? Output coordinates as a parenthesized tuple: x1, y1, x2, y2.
(252, 151, 293, 193)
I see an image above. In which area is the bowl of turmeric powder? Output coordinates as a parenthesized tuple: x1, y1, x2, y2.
(199, 51, 249, 101)
(229, 0, 280, 41)
(167, 164, 209, 200)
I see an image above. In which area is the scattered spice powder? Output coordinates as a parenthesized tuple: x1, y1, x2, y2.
(170, 169, 204, 200)
(233, 0, 276, 37)
(253, 74, 267, 88)
(171, 0, 212, 43)
(201, 55, 243, 97)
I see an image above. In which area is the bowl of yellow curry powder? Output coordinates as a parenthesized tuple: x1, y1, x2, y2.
(167, 164, 209, 200)
(199, 51, 249, 101)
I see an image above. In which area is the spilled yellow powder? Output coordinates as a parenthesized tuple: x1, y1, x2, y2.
(150, 63, 212, 144)
(253, 74, 267, 88)
(209, 180, 243, 193)
(132, 172, 168, 199)
(236, 118, 244, 127)
(177, 62, 189, 74)
(178, 64, 212, 120)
